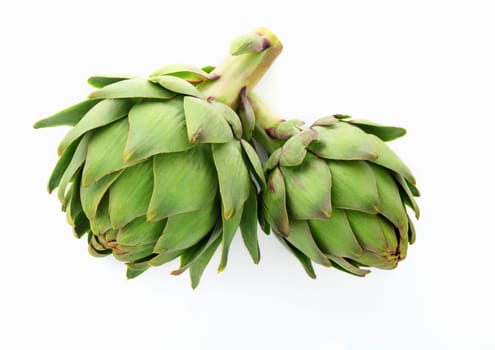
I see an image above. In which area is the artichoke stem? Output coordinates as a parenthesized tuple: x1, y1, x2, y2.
(249, 92, 286, 154)
(198, 27, 282, 107)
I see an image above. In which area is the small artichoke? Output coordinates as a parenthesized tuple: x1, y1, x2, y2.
(34, 28, 281, 287)
(253, 101, 420, 277)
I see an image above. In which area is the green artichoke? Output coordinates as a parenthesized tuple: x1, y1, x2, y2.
(34, 28, 282, 287)
(251, 96, 420, 278)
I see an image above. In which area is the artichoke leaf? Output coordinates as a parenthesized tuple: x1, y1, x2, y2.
(125, 99, 192, 162)
(282, 154, 332, 220)
(327, 255, 370, 276)
(48, 138, 80, 193)
(276, 234, 316, 278)
(82, 118, 138, 187)
(309, 208, 364, 258)
(88, 78, 175, 100)
(369, 134, 416, 184)
(189, 233, 222, 289)
(57, 134, 89, 204)
(58, 99, 131, 155)
(212, 140, 250, 219)
(240, 139, 266, 188)
(240, 185, 260, 264)
(183, 96, 233, 144)
(148, 145, 217, 221)
(278, 129, 318, 167)
(109, 160, 153, 228)
(153, 205, 217, 253)
(218, 207, 243, 272)
(347, 119, 406, 141)
(309, 123, 378, 161)
(116, 216, 166, 246)
(150, 75, 202, 98)
(87, 75, 135, 88)
(371, 164, 409, 238)
(150, 64, 214, 82)
(328, 160, 380, 214)
(262, 167, 290, 235)
(33, 99, 100, 129)
(284, 220, 332, 267)
(213, 102, 243, 139)
(80, 170, 122, 220)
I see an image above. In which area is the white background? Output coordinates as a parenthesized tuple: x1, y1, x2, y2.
(1, 1, 494, 349)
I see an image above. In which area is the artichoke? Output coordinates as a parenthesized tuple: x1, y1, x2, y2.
(34, 28, 281, 287)
(251, 96, 420, 278)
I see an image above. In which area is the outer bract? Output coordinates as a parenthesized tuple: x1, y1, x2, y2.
(259, 114, 420, 278)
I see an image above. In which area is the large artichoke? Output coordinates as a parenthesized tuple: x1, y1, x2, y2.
(34, 28, 281, 287)
(251, 96, 420, 277)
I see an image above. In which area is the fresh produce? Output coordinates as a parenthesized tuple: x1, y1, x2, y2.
(35, 28, 419, 285)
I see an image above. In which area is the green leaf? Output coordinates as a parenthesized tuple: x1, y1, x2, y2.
(148, 145, 217, 221)
(282, 154, 332, 220)
(272, 119, 305, 139)
(109, 160, 153, 229)
(150, 75, 202, 98)
(154, 205, 217, 253)
(327, 160, 380, 214)
(408, 216, 416, 244)
(87, 75, 135, 88)
(201, 65, 215, 74)
(395, 174, 420, 219)
(311, 115, 339, 127)
(171, 224, 222, 275)
(212, 102, 243, 139)
(262, 167, 289, 236)
(347, 119, 406, 141)
(279, 129, 318, 167)
(309, 123, 378, 160)
(218, 207, 243, 272)
(66, 173, 90, 238)
(126, 261, 150, 279)
(90, 194, 112, 235)
(116, 216, 166, 246)
(230, 33, 267, 55)
(80, 171, 122, 219)
(48, 138, 80, 193)
(378, 215, 400, 252)
(147, 249, 184, 267)
(33, 99, 100, 129)
(190, 233, 222, 289)
(240, 185, 260, 264)
(239, 88, 255, 140)
(183, 96, 233, 144)
(240, 139, 266, 188)
(326, 255, 369, 276)
(369, 134, 416, 184)
(113, 244, 155, 263)
(150, 64, 213, 82)
(212, 140, 250, 219)
(309, 208, 364, 258)
(58, 99, 131, 155)
(82, 118, 137, 187)
(88, 233, 111, 257)
(276, 235, 316, 278)
(57, 134, 89, 204)
(346, 211, 387, 255)
(88, 78, 175, 100)
(125, 99, 192, 162)
(371, 164, 408, 238)
(284, 220, 331, 267)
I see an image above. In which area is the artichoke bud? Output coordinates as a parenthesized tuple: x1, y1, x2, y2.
(260, 117, 420, 278)
(35, 28, 283, 286)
